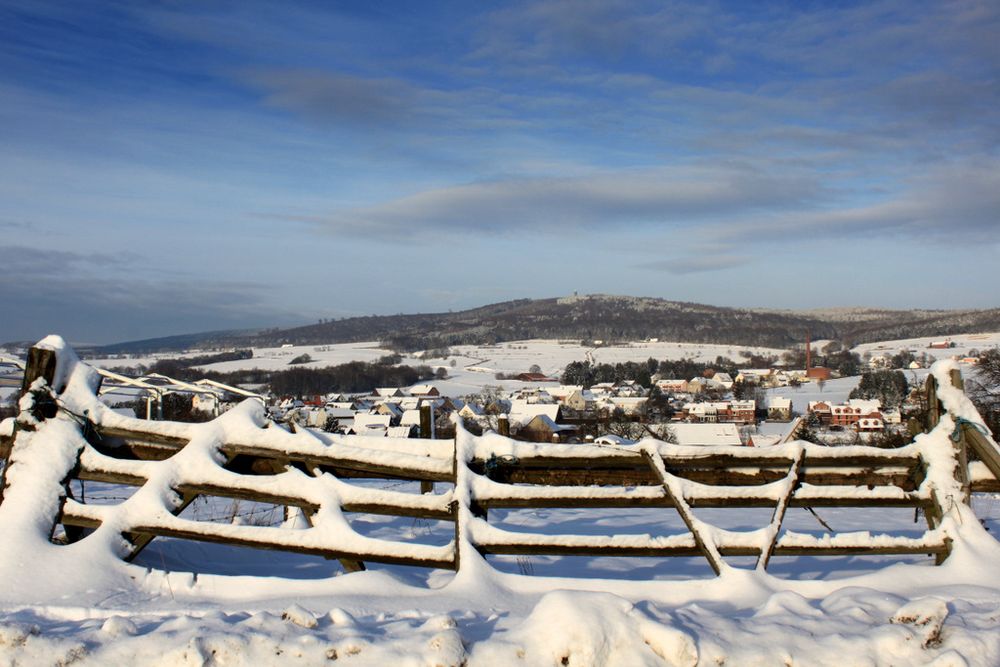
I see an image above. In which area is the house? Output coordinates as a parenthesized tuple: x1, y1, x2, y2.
(611, 396, 648, 415)
(729, 400, 756, 424)
(614, 380, 646, 397)
(712, 373, 735, 390)
(668, 423, 743, 446)
(410, 384, 440, 397)
(808, 401, 833, 425)
(735, 369, 774, 386)
(768, 397, 793, 421)
(372, 402, 403, 421)
(400, 409, 422, 428)
(307, 406, 354, 429)
(350, 413, 392, 436)
(857, 417, 884, 432)
(847, 398, 881, 413)
(509, 388, 555, 404)
(518, 414, 576, 443)
(374, 387, 405, 398)
(882, 409, 902, 425)
(687, 378, 707, 393)
(588, 382, 616, 397)
(547, 385, 582, 402)
(684, 402, 719, 423)
(656, 379, 689, 393)
(806, 366, 832, 381)
(509, 401, 562, 426)
(457, 403, 485, 420)
(831, 404, 881, 428)
(562, 389, 595, 411)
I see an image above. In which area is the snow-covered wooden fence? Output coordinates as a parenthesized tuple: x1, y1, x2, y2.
(1, 337, 999, 578)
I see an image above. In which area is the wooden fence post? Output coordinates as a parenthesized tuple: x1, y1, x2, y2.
(1, 345, 60, 507)
(20, 345, 58, 397)
(420, 404, 434, 494)
(947, 369, 971, 502)
(17, 345, 61, 427)
(925, 375, 940, 431)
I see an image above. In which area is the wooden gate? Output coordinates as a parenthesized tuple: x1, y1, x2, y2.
(1, 337, 999, 577)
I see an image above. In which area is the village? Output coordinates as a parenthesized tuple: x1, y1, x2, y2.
(52, 337, 981, 452)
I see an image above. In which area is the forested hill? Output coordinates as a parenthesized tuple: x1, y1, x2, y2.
(93, 295, 1000, 353)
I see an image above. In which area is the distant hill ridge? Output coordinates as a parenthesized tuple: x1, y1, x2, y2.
(91, 295, 1000, 353)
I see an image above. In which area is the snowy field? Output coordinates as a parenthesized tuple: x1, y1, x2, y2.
(92, 338, 787, 400)
(853, 332, 1000, 361)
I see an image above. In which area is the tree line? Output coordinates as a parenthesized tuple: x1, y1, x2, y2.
(104, 354, 436, 398)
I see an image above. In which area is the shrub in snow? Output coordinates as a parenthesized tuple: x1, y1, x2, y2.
(891, 597, 949, 648)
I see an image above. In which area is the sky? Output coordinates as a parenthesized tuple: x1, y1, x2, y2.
(1, 0, 998, 344)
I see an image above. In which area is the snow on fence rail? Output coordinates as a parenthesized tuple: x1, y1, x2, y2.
(1, 336, 999, 578)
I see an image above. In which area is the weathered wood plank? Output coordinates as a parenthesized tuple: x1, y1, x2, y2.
(474, 540, 947, 558)
(95, 425, 453, 482)
(757, 450, 805, 570)
(472, 452, 921, 470)
(971, 478, 1000, 493)
(481, 467, 916, 489)
(121, 524, 456, 570)
(74, 469, 455, 520)
(964, 426, 1000, 488)
(483, 495, 932, 509)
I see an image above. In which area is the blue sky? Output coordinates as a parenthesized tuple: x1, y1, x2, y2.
(1, 0, 998, 344)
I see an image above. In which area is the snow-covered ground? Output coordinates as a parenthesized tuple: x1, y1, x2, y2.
(853, 331, 1000, 361)
(3, 339, 1000, 664)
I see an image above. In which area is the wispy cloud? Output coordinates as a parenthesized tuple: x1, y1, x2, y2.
(0, 219, 31, 231)
(319, 164, 823, 237)
(241, 70, 417, 127)
(717, 161, 1000, 243)
(639, 254, 752, 275)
